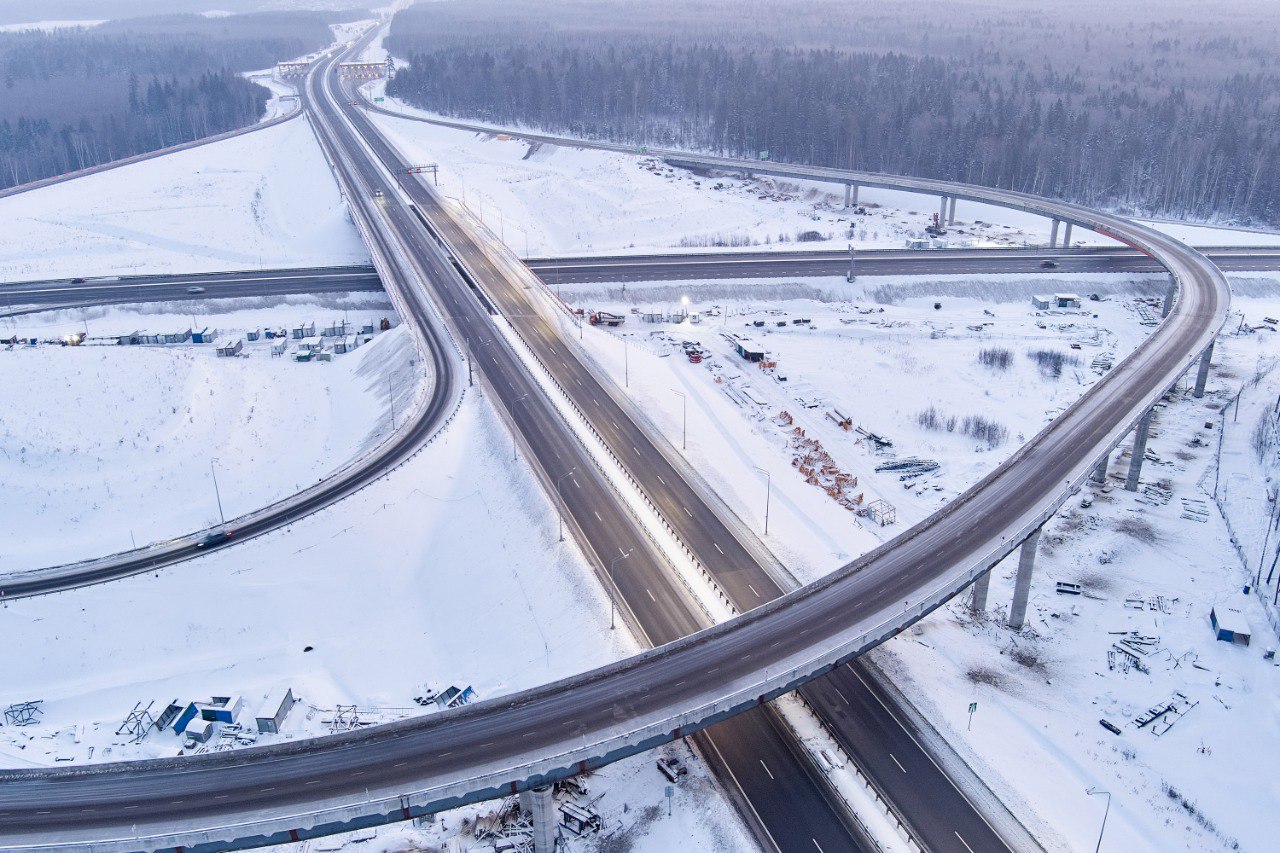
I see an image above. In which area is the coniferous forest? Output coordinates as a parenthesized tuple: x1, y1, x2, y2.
(386, 0, 1280, 226)
(0, 11, 364, 189)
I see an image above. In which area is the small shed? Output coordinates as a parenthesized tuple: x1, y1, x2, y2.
(192, 327, 217, 344)
(215, 338, 243, 357)
(164, 328, 192, 344)
(1031, 295, 1053, 311)
(256, 687, 296, 734)
(1055, 293, 1082, 309)
(333, 335, 355, 354)
(1210, 604, 1252, 646)
(292, 321, 316, 340)
(246, 328, 261, 342)
(299, 336, 322, 353)
(293, 347, 313, 362)
(733, 338, 767, 363)
(640, 312, 664, 323)
(185, 719, 214, 744)
(271, 339, 289, 357)
(321, 320, 349, 337)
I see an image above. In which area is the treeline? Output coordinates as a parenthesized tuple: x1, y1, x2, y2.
(385, 0, 1280, 226)
(0, 10, 366, 189)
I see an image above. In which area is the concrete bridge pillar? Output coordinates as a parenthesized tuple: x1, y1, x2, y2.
(1062, 222, 1073, 248)
(844, 183, 859, 208)
(1125, 410, 1154, 492)
(1091, 453, 1109, 484)
(1193, 342, 1215, 398)
(1162, 275, 1177, 318)
(947, 196, 957, 225)
(520, 785, 556, 853)
(1008, 528, 1043, 630)
(939, 195, 948, 224)
(1049, 219, 1061, 249)
(969, 569, 992, 614)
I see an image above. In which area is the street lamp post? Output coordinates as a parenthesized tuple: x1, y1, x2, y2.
(556, 467, 577, 542)
(209, 458, 225, 525)
(671, 389, 686, 450)
(1086, 788, 1110, 853)
(753, 466, 771, 535)
(609, 549, 633, 630)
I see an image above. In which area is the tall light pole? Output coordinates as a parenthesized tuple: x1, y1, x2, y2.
(753, 465, 771, 535)
(209, 458, 225, 525)
(623, 337, 629, 388)
(556, 467, 576, 542)
(609, 549, 633, 630)
(1086, 788, 1110, 853)
(671, 389, 686, 450)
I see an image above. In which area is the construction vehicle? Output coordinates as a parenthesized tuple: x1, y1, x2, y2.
(925, 212, 946, 237)
(588, 311, 625, 327)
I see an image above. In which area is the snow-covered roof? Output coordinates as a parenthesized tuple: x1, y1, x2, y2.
(1212, 604, 1251, 635)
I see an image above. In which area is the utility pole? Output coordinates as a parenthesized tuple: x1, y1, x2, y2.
(389, 375, 396, 429)
(671, 389, 686, 450)
(847, 243, 856, 283)
(752, 466, 771, 535)
(209, 458, 225, 525)
(609, 550, 632, 630)
(556, 467, 576, 542)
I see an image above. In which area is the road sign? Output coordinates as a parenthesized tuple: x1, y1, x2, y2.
(968, 701, 978, 730)
(374, 97, 384, 102)
(665, 784, 674, 816)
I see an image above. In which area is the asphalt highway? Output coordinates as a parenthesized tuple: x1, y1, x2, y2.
(528, 245, 1280, 283)
(0, 33, 1231, 853)
(0, 266, 380, 314)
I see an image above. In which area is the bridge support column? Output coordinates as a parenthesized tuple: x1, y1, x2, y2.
(1049, 219, 1061, 248)
(1062, 222, 1073, 248)
(1125, 410, 1154, 491)
(947, 195, 957, 225)
(1162, 275, 1177, 317)
(939, 195, 948, 223)
(1008, 528, 1043, 630)
(521, 785, 556, 853)
(1091, 453, 1109, 484)
(1193, 342, 1215, 398)
(969, 569, 991, 614)
(844, 183, 860, 208)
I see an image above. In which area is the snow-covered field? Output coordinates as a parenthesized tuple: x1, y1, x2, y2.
(0, 298, 405, 568)
(366, 81, 1280, 259)
(550, 271, 1280, 852)
(0, 115, 368, 283)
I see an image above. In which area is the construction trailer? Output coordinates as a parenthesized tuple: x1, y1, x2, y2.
(271, 339, 289, 357)
(1210, 604, 1252, 646)
(733, 338, 767, 363)
(291, 321, 316, 340)
(255, 687, 296, 734)
(215, 338, 243, 357)
(192, 327, 217, 344)
(1031, 294, 1054, 310)
(246, 328, 262, 342)
(1054, 293, 1082, 308)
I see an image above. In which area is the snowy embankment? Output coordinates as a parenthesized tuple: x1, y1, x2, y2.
(551, 271, 1280, 852)
(0, 114, 368, 283)
(0, 300, 405, 568)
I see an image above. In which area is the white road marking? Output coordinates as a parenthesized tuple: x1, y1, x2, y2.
(890, 753, 907, 773)
(594, 511, 603, 521)
(714, 543, 724, 554)
(955, 831, 976, 853)
(832, 685, 851, 705)
(647, 588, 656, 602)
(759, 760, 774, 780)
(747, 584, 761, 598)
(683, 506, 693, 517)
(657, 475, 666, 485)
(812, 840, 826, 853)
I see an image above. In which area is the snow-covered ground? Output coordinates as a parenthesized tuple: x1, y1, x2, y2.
(0, 113, 368, 283)
(365, 81, 1280, 259)
(0, 298, 404, 568)
(549, 271, 1280, 852)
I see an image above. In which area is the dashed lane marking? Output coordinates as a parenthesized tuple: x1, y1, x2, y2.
(759, 760, 774, 780)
